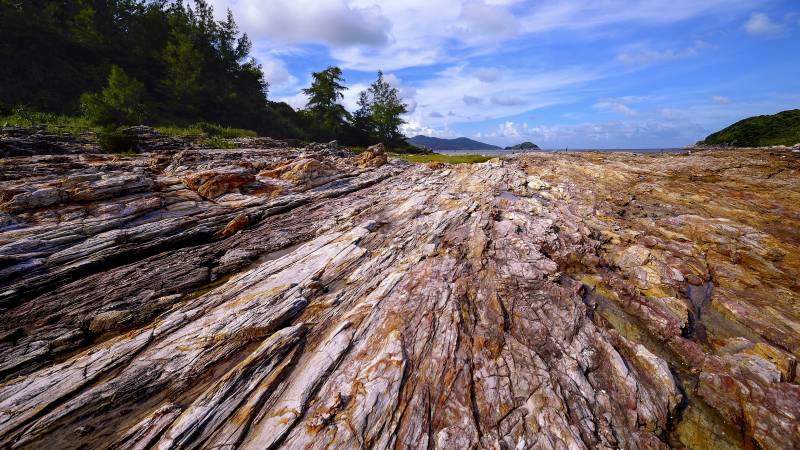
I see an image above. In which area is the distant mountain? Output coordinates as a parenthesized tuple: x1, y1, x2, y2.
(407, 135, 502, 151)
(505, 141, 540, 150)
(699, 109, 800, 147)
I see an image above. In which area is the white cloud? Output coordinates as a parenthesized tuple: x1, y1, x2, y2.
(213, 0, 391, 47)
(463, 95, 484, 105)
(259, 57, 297, 90)
(485, 119, 707, 148)
(744, 12, 784, 36)
(594, 98, 641, 117)
(204, 0, 774, 146)
(404, 65, 599, 132)
(275, 91, 309, 109)
(490, 95, 527, 106)
(617, 40, 710, 66)
(211, 0, 762, 73)
(474, 68, 502, 82)
(711, 95, 731, 105)
(459, 1, 520, 37)
(400, 118, 443, 137)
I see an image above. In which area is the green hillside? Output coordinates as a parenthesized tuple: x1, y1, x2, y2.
(700, 109, 800, 147)
(505, 141, 540, 150)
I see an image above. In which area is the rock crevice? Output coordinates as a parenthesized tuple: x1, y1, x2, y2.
(0, 145, 798, 449)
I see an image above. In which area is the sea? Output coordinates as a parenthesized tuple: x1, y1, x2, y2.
(438, 148, 685, 156)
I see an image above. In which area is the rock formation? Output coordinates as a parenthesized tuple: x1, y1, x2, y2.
(0, 141, 798, 449)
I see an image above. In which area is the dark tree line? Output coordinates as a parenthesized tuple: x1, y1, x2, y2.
(0, 0, 409, 146)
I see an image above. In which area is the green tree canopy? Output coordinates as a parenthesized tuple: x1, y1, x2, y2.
(0, 0, 283, 134)
(80, 65, 146, 126)
(302, 66, 350, 141)
(1, 1, 415, 147)
(363, 71, 408, 145)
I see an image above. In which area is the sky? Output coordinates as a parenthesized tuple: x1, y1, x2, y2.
(208, 0, 800, 148)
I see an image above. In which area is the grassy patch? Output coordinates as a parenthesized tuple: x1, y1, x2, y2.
(1, 108, 257, 143)
(199, 136, 239, 149)
(156, 122, 256, 139)
(391, 153, 494, 164)
(0, 106, 98, 135)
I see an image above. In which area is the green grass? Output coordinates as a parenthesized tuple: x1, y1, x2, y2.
(345, 146, 492, 164)
(391, 153, 494, 164)
(156, 122, 256, 139)
(199, 136, 239, 149)
(0, 106, 99, 135)
(1, 107, 258, 142)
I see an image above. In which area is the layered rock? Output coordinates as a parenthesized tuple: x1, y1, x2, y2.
(0, 144, 798, 449)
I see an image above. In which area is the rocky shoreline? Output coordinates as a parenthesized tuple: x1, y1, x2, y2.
(0, 137, 798, 449)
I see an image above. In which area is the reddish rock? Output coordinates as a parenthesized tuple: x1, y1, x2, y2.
(0, 145, 798, 449)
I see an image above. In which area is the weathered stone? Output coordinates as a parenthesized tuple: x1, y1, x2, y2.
(358, 143, 388, 168)
(0, 145, 798, 449)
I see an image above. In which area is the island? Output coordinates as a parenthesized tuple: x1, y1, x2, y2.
(505, 141, 541, 150)
(407, 135, 502, 151)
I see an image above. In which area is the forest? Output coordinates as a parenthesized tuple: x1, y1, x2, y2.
(0, 0, 408, 147)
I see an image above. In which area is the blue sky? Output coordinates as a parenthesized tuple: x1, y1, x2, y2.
(209, 0, 800, 148)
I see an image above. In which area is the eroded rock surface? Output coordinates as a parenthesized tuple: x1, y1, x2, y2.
(0, 145, 798, 449)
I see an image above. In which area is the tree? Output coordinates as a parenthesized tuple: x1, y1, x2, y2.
(351, 90, 375, 143)
(365, 71, 408, 145)
(162, 27, 203, 109)
(80, 65, 146, 126)
(302, 66, 350, 140)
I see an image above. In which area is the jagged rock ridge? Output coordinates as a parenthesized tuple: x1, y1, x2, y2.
(0, 142, 798, 449)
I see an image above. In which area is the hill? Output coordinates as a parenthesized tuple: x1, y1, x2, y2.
(699, 109, 800, 147)
(505, 141, 540, 150)
(407, 135, 502, 151)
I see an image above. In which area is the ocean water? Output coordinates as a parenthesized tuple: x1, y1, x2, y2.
(438, 148, 685, 156)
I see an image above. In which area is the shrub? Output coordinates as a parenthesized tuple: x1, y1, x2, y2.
(81, 66, 146, 127)
(195, 122, 256, 138)
(155, 122, 256, 139)
(199, 136, 238, 149)
(98, 128, 138, 153)
(1, 106, 95, 135)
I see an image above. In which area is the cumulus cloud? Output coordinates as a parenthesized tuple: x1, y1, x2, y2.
(744, 12, 784, 36)
(460, 1, 520, 37)
(429, 111, 444, 118)
(275, 91, 309, 109)
(215, 0, 391, 47)
(617, 40, 709, 66)
(401, 118, 448, 138)
(258, 56, 297, 90)
(209, 0, 761, 73)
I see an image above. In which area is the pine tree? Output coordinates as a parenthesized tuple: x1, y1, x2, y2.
(80, 65, 146, 126)
(162, 27, 203, 108)
(352, 90, 374, 142)
(366, 71, 408, 145)
(302, 66, 350, 140)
